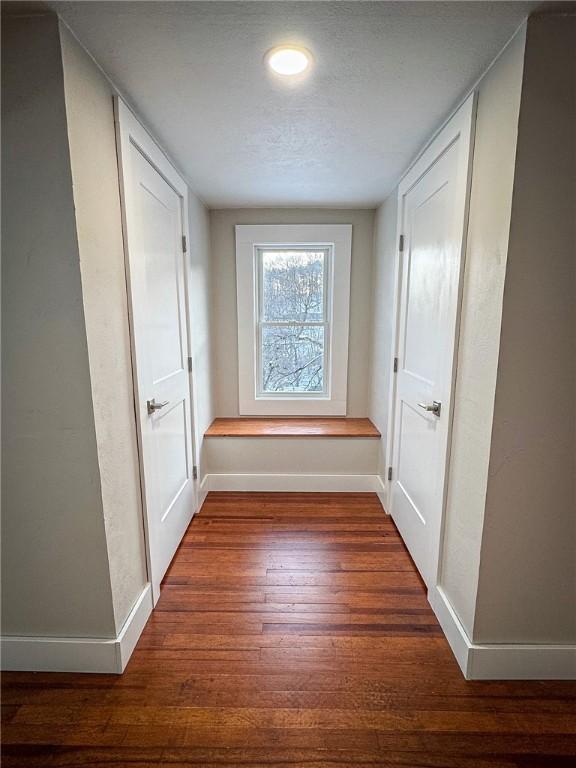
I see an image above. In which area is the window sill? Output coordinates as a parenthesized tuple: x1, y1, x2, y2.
(205, 417, 381, 439)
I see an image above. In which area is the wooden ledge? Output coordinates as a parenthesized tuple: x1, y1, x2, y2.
(205, 417, 381, 439)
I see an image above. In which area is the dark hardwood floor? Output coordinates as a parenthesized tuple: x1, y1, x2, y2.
(2, 492, 576, 767)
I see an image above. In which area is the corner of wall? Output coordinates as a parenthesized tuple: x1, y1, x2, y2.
(473, 13, 576, 646)
(59, 21, 148, 633)
(1, 11, 117, 640)
(186, 193, 216, 486)
(366, 194, 399, 497)
(438, 23, 527, 641)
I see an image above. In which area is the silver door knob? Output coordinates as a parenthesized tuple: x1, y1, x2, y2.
(147, 398, 169, 415)
(417, 400, 441, 417)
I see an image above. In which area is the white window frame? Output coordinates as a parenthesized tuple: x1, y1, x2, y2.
(236, 224, 352, 416)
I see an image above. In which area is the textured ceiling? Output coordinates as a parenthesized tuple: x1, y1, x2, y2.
(53, 1, 535, 207)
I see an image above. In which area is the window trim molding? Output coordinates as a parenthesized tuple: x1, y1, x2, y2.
(235, 224, 352, 416)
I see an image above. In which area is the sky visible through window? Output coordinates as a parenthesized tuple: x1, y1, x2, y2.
(260, 250, 326, 394)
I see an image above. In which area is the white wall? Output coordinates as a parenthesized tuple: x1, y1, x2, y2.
(58, 22, 215, 610)
(204, 438, 379, 475)
(474, 15, 576, 644)
(369, 16, 575, 653)
(60, 24, 214, 514)
(367, 32, 528, 515)
(59, 24, 148, 633)
(209, 208, 375, 418)
(2, 13, 216, 650)
(1, 14, 116, 638)
(440, 25, 528, 636)
(187, 194, 215, 484)
(368, 195, 398, 491)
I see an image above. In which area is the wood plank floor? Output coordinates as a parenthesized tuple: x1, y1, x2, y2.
(2, 492, 575, 767)
(205, 418, 381, 438)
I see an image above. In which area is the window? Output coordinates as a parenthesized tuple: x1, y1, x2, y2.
(259, 248, 327, 395)
(236, 224, 352, 415)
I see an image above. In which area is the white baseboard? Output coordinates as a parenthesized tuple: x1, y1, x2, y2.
(1, 583, 153, 674)
(429, 585, 576, 680)
(428, 585, 474, 675)
(201, 473, 384, 493)
(115, 583, 154, 671)
(196, 485, 208, 509)
(375, 476, 388, 513)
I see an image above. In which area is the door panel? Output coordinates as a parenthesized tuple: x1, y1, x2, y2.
(153, 400, 190, 521)
(396, 400, 436, 524)
(403, 185, 449, 384)
(390, 96, 475, 589)
(117, 102, 196, 603)
(141, 197, 185, 383)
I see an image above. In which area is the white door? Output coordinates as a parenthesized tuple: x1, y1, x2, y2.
(388, 96, 475, 589)
(115, 100, 196, 603)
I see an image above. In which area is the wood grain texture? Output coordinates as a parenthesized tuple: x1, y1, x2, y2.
(2, 492, 575, 767)
(205, 417, 381, 438)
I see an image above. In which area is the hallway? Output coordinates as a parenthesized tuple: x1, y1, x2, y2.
(2, 493, 575, 767)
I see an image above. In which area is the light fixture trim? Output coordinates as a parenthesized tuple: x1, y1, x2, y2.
(266, 45, 312, 76)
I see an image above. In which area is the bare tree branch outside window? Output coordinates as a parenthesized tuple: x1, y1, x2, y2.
(260, 250, 326, 393)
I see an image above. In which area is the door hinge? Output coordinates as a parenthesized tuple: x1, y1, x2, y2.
(187, 356, 193, 373)
(399, 234, 405, 252)
(192, 465, 198, 481)
(393, 357, 398, 373)
(388, 466, 393, 482)
(182, 235, 187, 253)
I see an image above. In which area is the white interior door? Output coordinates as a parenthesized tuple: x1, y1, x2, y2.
(115, 100, 196, 603)
(388, 95, 475, 589)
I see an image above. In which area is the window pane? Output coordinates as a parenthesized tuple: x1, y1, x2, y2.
(261, 325, 324, 393)
(262, 250, 324, 322)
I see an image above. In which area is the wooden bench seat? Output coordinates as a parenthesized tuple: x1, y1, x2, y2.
(205, 417, 381, 439)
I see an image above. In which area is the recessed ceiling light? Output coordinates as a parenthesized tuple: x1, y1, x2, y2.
(266, 46, 312, 77)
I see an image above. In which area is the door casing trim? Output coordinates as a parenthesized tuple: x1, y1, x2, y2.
(114, 97, 200, 605)
(384, 93, 477, 587)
